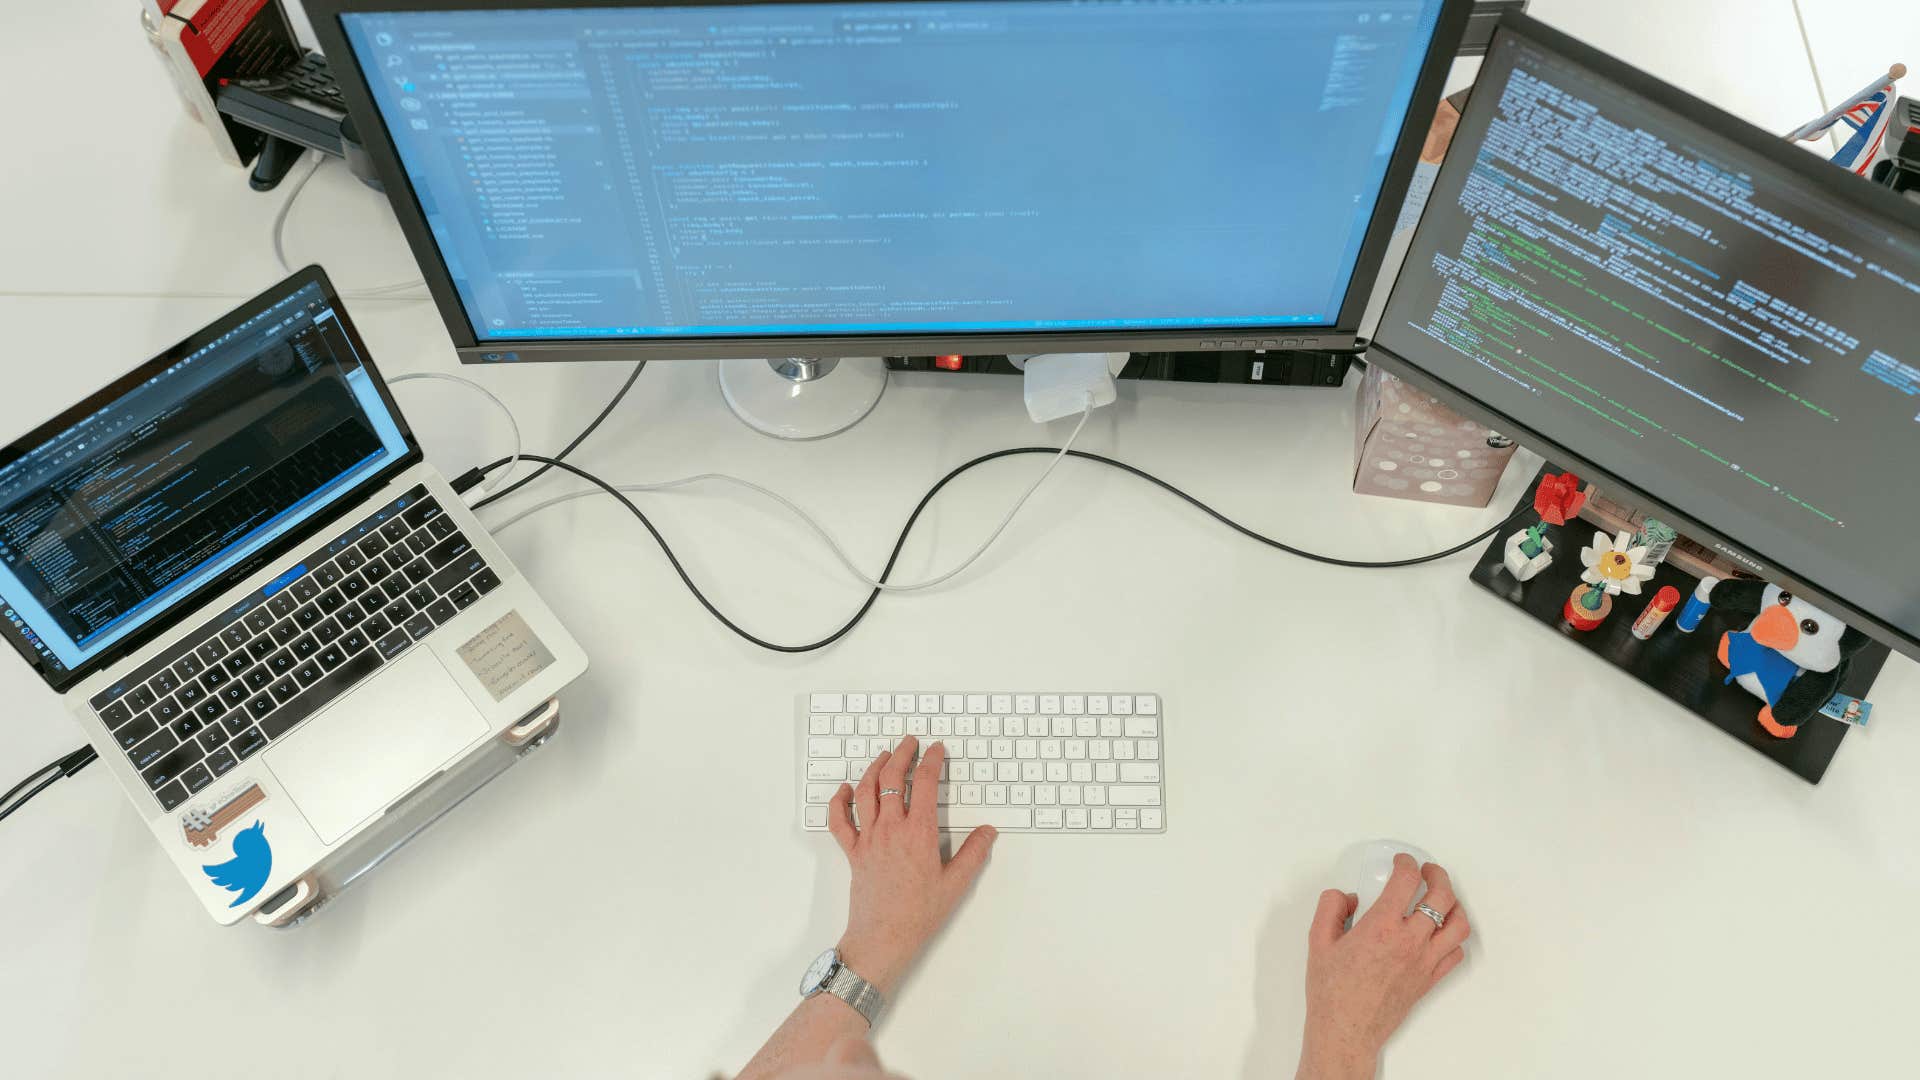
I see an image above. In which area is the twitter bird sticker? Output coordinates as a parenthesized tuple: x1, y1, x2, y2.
(201, 820, 273, 908)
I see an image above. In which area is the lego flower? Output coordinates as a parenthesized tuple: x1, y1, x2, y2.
(1579, 530, 1657, 596)
(1533, 471, 1588, 526)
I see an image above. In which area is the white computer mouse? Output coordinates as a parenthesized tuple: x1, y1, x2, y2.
(1331, 839, 1433, 928)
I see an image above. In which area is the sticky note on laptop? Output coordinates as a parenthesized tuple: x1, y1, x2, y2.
(457, 611, 556, 702)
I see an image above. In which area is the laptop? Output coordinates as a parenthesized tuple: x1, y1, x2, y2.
(0, 267, 587, 924)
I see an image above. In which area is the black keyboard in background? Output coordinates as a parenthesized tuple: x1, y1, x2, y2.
(87, 486, 504, 811)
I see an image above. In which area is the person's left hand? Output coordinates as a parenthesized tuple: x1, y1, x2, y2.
(826, 734, 997, 995)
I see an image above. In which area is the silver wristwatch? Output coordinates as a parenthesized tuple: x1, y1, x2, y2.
(799, 948, 886, 1026)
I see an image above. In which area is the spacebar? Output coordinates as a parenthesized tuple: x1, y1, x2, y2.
(934, 807, 1033, 831)
(259, 650, 384, 741)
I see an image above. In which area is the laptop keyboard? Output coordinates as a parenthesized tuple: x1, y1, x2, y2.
(86, 485, 501, 812)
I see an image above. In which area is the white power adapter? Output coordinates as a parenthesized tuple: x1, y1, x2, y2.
(1016, 352, 1126, 422)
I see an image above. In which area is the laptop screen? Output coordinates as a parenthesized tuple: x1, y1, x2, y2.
(0, 279, 410, 681)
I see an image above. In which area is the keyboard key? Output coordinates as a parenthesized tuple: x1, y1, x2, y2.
(429, 551, 487, 594)
(1120, 763, 1161, 784)
(1125, 717, 1159, 738)
(174, 654, 204, 680)
(246, 638, 275, 662)
(428, 516, 458, 540)
(360, 593, 387, 617)
(244, 667, 273, 691)
(315, 618, 342, 645)
(375, 629, 411, 660)
(380, 517, 410, 544)
(1066, 808, 1089, 829)
(232, 727, 268, 759)
(1139, 808, 1164, 830)
(100, 700, 132, 728)
(363, 558, 392, 585)
(383, 599, 413, 625)
(936, 807, 1035, 831)
(267, 592, 298, 618)
(450, 582, 479, 610)
(294, 662, 323, 688)
(364, 614, 393, 639)
(341, 629, 370, 654)
(156, 781, 190, 811)
(407, 533, 435, 557)
(150, 669, 180, 696)
(177, 682, 205, 707)
(338, 547, 366, 573)
(247, 694, 277, 721)
(197, 639, 228, 666)
(207, 746, 238, 777)
(222, 712, 253, 738)
(317, 590, 345, 615)
(220, 622, 252, 650)
(153, 695, 181, 723)
(267, 650, 296, 676)
(271, 618, 301, 646)
(341, 574, 368, 599)
(270, 677, 299, 704)
(201, 665, 228, 691)
(222, 651, 251, 677)
(336, 603, 366, 630)
(114, 712, 158, 750)
(807, 760, 848, 781)
(290, 576, 321, 603)
(291, 635, 319, 659)
(124, 684, 157, 712)
(141, 740, 202, 790)
(425, 532, 473, 570)
(294, 605, 322, 629)
(259, 649, 383, 741)
(1106, 787, 1161, 806)
(427, 598, 457, 625)
(182, 763, 214, 794)
(318, 644, 347, 671)
(220, 682, 249, 706)
(471, 568, 501, 595)
(1136, 695, 1158, 715)
(244, 607, 276, 635)
(403, 498, 443, 530)
(195, 697, 226, 723)
(381, 577, 410, 604)
(360, 531, 389, 559)
(404, 613, 434, 640)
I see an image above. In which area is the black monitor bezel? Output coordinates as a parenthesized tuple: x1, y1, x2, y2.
(1368, 11, 1920, 664)
(1, 266, 424, 693)
(308, 0, 1475, 362)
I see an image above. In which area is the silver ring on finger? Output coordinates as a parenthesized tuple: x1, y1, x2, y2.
(1413, 903, 1447, 930)
(878, 788, 903, 799)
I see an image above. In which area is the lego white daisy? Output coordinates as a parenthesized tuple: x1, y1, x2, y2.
(1579, 530, 1657, 596)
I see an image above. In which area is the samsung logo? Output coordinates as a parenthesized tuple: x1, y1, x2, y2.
(1712, 543, 1765, 573)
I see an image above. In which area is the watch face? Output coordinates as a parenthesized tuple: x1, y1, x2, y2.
(800, 948, 840, 996)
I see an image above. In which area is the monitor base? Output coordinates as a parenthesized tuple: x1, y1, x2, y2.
(719, 356, 888, 440)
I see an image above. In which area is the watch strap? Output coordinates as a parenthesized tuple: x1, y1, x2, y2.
(823, 963, 886, 1026)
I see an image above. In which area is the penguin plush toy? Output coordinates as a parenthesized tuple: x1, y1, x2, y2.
(1703, 579, 1871, 738)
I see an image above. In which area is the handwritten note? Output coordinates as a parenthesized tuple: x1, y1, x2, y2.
(456, 611, 555, 702)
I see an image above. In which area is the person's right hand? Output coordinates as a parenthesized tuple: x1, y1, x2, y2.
(1296, 854, 1471, 1080)
(826, 735, 997, 996)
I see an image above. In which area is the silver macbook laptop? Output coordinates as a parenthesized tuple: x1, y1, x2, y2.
(0, 267, 586, 924)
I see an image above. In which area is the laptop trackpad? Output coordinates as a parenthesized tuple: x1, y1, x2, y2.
(266, 649, 488, 845)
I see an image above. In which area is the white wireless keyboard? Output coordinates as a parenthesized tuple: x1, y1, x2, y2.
(800, 691, 1166, 834)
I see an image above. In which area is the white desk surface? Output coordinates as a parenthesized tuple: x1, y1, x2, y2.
(3, 3, 1917, 1077)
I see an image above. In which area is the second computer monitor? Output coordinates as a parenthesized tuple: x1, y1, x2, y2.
(1371, 13, 1920, 660)
(312, 0, 1468, 361)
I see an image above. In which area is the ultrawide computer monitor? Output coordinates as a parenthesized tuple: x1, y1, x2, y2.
(311, 0, 1470, 429)
(1370, 13, 1920, 661)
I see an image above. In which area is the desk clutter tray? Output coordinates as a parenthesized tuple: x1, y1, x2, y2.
(1466, 467, 1889, 784)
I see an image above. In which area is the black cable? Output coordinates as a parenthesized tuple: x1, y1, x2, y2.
(0, 745, 97, 825)
(471, 361, 647, 510)
(2, 439, 1516, 821)
(469, 448, 1528, 654)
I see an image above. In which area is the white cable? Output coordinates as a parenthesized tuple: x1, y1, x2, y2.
(388, 372, 521, 496)
(269, 152, 429, 297)
(484, 394, 1098, 592)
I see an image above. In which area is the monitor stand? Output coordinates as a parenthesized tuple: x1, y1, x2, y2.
(718, 356, 888, 440)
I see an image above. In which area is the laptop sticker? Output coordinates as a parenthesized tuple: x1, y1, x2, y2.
(201, 821, 273, 908)
(181, 782, 267, 849)
(456, 610, 555, 702)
